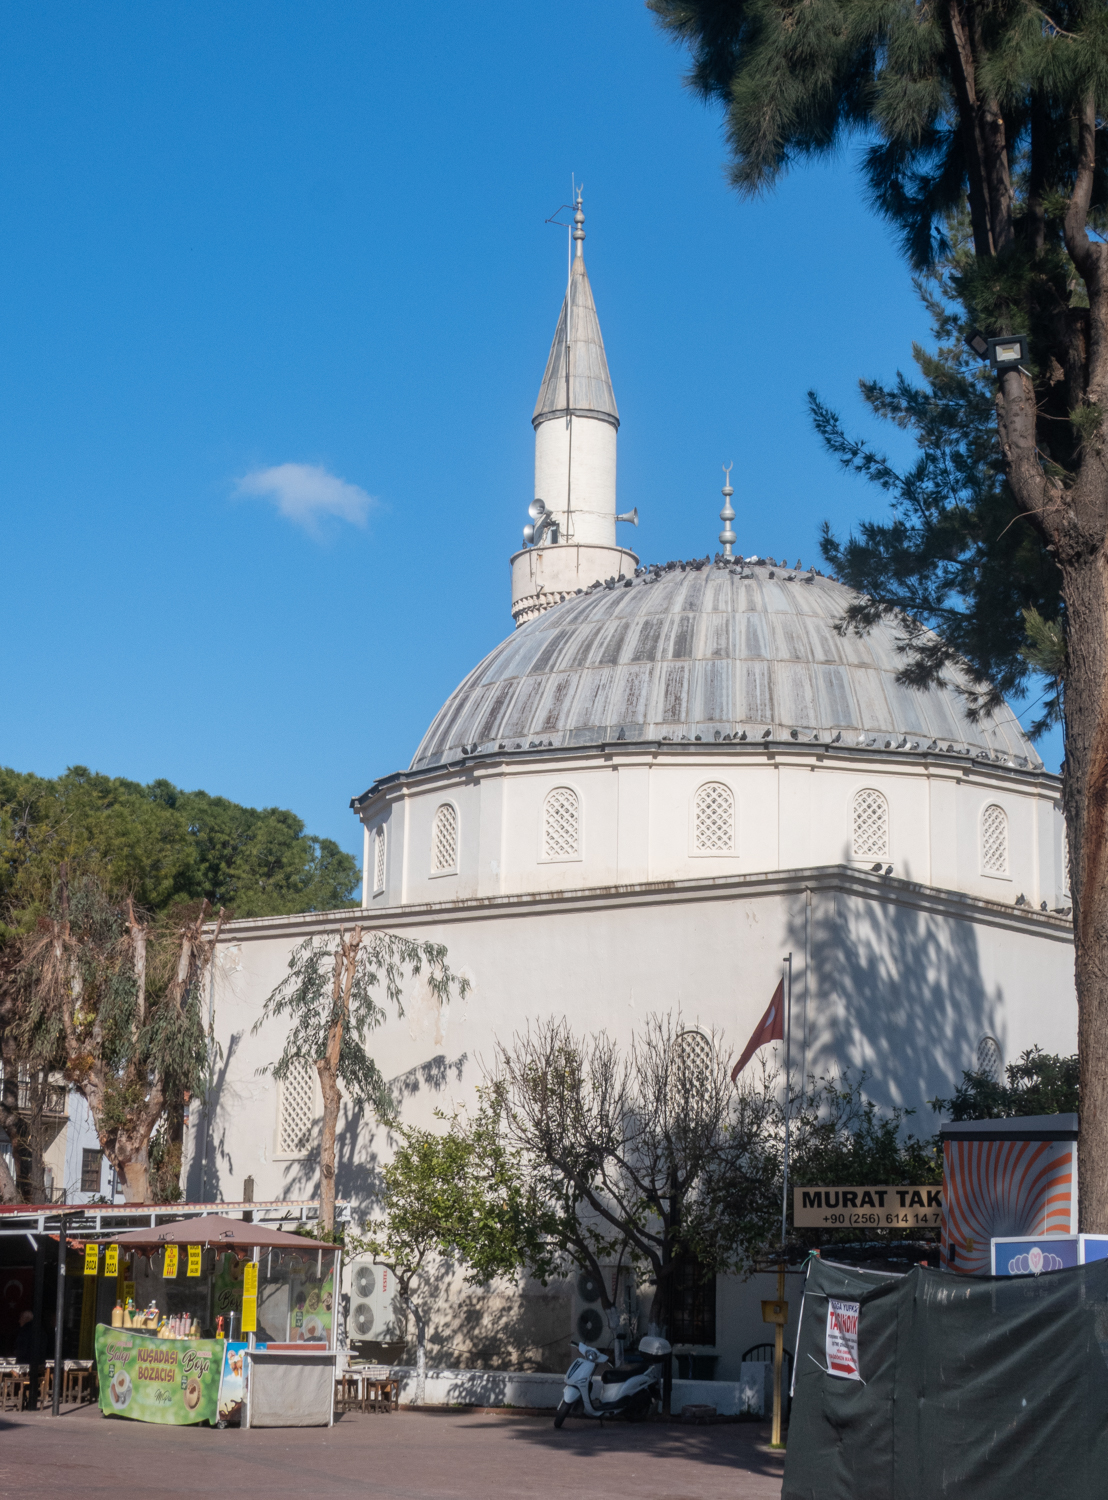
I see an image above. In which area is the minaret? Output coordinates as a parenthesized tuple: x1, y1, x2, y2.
(511, 192, 638, 626)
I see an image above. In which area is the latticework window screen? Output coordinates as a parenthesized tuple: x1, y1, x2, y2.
(982, 804, 1008, 874)
(432, 804, 458, 872)
(976, 1035, 1003, 1082)
(852, 788, 889, 858)
(278, 1058, 315, 1155)
(694, 783, 735, 852)
(673, 1029, 714, 1094)
(373, 826, 386, 893)
(543, 787, 580, 860)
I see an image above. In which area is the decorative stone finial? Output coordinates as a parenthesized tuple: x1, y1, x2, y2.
(719, 464, 736, 558)
(573, 189, 585, 259)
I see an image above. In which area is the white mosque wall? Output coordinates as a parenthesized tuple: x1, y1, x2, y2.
(186, 870, 1073, 1371)
(360, 746, 1068, 915)
(188, 869, 1074, 1211)
(533, 413, 617, 548)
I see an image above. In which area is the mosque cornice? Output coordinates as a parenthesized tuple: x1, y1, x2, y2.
(350, 737, 1061, 814)
(209, 863, 1074, 946)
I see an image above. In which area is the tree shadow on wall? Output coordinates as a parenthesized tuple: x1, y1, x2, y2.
(384, 1258, 577, 1380)
(786, 876, 1003, 1115)
(184, 1031, 241, 1202)
(277, 1051, 469, 1216)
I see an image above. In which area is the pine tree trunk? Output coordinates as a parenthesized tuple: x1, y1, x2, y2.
(1062, 551, 1108, 1233)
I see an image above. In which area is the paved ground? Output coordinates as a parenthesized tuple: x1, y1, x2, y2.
(0, 1405, 785, 1499)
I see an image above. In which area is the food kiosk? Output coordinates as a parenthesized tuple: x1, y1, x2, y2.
(91, 1215, 341, 1428)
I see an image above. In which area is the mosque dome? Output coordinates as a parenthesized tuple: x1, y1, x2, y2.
(411, 558, 1040, 772)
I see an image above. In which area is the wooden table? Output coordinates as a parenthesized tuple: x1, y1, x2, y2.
(339, 1364, 400, 1414)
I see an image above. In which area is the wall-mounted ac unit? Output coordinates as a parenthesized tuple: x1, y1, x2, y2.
(572, 1267, 638, 1345)
(348, 1260, 401, 1343)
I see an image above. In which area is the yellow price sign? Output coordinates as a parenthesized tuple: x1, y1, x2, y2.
(83, 1243, 99, 1276)
(163, 1246, 178, 1279)
(240, 1295, 257, 1334)
(104, 1245, 119, 1278)
(187, 1245, 202, 1277)
(123, 1280, 136, 1304)
(243, 1262, 258, 1297)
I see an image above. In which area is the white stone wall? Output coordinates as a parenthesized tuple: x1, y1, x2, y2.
(187, 868, 1074, 1206)
(184, 870, 1073, 1372)
(360, 746, 1067, 915)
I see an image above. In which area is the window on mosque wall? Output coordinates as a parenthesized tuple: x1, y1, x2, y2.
(373, 825, 386, 895)
(431, 803, 459, 876)
(981, 803, 1009, 877)
(976, 1035, 1003, 1082)
(852, 788, 889, 859)
(692, 782, 736, 855)
(541, 786, 581, 861)
(276, 1057, 316, 1159)
(669, 1253, 717, 1346)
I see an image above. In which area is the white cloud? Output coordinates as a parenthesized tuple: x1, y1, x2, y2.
(235, 462, 375, 536)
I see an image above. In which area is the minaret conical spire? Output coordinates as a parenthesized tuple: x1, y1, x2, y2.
(510, 190, 637, 627)
(532, 192, 619, 429)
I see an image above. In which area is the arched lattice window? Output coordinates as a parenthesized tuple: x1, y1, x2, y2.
(543, 786, 580, 860)
(982, 804, 1009, 875)
(373, 826, 386, 894)
(694, 782, 735, 853)
(432, 803, 458, 874)
(852, 788, 889, 859)
(976, 1035, 1003, 1082)
(673, 1029, 714, 1094)
(278, 1057, 315, 1156)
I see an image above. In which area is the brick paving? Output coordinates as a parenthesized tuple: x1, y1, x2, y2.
(1, 1404, 785, 1499)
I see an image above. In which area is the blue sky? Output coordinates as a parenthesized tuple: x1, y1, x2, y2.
(0, 2, 1062, 863)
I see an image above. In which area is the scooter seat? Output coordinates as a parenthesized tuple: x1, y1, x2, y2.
(600, 1358, 650, 1385)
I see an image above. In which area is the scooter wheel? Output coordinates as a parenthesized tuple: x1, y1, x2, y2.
(554, 1399, 574, 1429)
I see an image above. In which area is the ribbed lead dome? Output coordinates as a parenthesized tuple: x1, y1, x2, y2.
(411, 562, 1041, 771)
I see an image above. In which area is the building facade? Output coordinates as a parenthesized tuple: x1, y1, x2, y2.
(181, 198, 1076, 1378)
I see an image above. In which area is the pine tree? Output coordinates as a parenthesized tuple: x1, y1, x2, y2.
(812, 246, 1063, 734)
(652, 0, 1108, 1230)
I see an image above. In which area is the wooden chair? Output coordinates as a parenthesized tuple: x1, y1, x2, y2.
(64, 1365, 93, 1406)
(334, 1371, 364, 1414)
(1, 1370, 30, 1412)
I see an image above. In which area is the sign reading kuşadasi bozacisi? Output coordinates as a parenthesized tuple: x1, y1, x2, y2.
(793, 1185, 942, 1229)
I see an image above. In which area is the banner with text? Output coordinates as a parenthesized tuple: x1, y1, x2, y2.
(95, 1324, 225, 1426)
(794, 1185, 942, 1230)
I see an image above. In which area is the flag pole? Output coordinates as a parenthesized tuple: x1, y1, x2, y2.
(771, 952, 793, 1450)
(780, 952, 793, 1249)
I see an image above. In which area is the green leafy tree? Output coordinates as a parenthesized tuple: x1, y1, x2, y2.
(364, 1113, 555, 1403)
(254, 928, 468, 1234)
(932, 1045, 1080, 1118)
(652, 0, 1108, 1229)
(5, 872, 219, 1200)
(0, 765, 359, 928)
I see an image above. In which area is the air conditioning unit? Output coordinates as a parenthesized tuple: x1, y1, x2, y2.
(348, 1260, 401, 1344)
(573, 1268, 605, 1343)
(572, 1267, 638, 1345)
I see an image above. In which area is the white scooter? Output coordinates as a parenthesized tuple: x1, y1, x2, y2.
(554, 1335, 672, 1427)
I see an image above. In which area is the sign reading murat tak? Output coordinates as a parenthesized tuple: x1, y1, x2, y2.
(793, 1185, 942, 1229)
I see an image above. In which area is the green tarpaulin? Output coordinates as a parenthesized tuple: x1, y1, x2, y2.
(784, 1256, 1108, 1499)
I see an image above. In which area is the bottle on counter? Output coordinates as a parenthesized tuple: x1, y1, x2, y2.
(111, 1302, 124, 1328)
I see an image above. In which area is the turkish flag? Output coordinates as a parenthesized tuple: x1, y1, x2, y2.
(731, 978, 785, 1081)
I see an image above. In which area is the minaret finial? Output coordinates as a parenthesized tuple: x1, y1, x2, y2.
(573, 187, 585, 259)
(719, 464, 736, 558)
